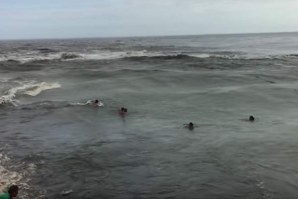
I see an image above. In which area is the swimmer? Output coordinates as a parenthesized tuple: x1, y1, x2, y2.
(119, 107, 128, 116)
(184, 122, 194, 130)
(86, 99, 104, 107)
(0, 185, 19, 199)
(94, 99, 99, 104)
(249, 115, 255, 122)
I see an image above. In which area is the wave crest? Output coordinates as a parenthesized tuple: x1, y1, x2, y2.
(1, 50, 294, 64)
(283, 54, 298, 58)
(60, 53, 81, 60)
(23, 82, 61, 96)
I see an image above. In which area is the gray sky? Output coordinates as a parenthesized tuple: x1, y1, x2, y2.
(1, 0, 298, 39)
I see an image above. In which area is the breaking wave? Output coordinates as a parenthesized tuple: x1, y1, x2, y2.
(60, 53, 81, 60)
(23, 82, 61, 96)
(283, 54, 298, 58)
(1, 48, 298, 64)
(0, 81, 61, 105)
(0, 50, 281, 64)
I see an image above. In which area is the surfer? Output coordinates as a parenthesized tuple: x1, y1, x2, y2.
(0, 185, 19, 199)
(184, 122, 194, 130)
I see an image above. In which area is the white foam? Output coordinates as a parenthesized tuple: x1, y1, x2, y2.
(78, 50, 163, 61)
(96, 101, 104, 107)
(24, 82, 61, 96)
(0, 83, 33, 105)
(188, 53, 212, 58)
(70, 100, 104, 107)
(211, 85, 248, 93)
(0, 78, 11, 83)
(0, 50, 283, 63)
(61, 189, 73, 196)
(0, 50, 170, 63)
(69, 102, 86, 106)
(0, 81, 61, 105)
(80, 51, 127, 60)
(0, 153, 37, 197)
(0, 154, 22, 192)
(0, 51, 61, 64)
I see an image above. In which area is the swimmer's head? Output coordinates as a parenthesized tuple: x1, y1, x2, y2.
(8, 185, 19, 197)
(249, 115, 255, 121)
(188, 122, 194, 130)
(121, 107, 127, 112)
(95, 100, 99, 104)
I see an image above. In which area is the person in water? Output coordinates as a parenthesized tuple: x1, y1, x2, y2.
(0, 185, 19, 199)
(119, 107, 128, 116)
(94, 99, 99, 105)
(249, 115, 255, 122)
(86, 99, 103, 107)
(184, 122, 194, 130)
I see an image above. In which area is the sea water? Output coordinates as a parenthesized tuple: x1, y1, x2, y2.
(1, 32, 298, 198)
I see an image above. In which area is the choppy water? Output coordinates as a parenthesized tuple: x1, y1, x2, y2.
(1, 32, 298, 199)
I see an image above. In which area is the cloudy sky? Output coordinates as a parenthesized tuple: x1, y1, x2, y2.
(1, 0, 298, 39)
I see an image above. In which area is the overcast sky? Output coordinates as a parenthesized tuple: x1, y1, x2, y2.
(1, 0, 298, 39)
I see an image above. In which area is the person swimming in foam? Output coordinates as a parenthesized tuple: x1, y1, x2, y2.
(118, 107, 128, 117)
(86, 99, 104, 107)
(184, 122, 194, 130)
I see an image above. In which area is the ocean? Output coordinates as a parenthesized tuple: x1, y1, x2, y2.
(1, 32, 298, 199)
